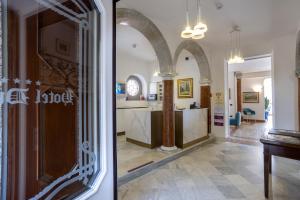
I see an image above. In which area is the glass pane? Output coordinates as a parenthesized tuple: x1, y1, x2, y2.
(0, 1, 2, 198)
(1, 0, 101, 199)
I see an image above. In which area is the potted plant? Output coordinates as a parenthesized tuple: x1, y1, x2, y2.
(264, 97, 270, 120)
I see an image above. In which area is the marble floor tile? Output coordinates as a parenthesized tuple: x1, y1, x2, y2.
(119, 139, 300, 200)
(224, 174, 250, 186)
(117, 135, 212, 177)
(230, 116, 272, 141)
(216, 185, 245, 199)
(215, 166, 236, 175)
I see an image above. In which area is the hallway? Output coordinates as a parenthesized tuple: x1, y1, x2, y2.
(118, 140, 300, 200)
(230, 117, 273, 141)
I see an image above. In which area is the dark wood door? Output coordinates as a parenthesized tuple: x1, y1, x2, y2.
(25, 11, 82, 199)
(237, 78, 242, 112)
(6, 9, 20, 200)
(201, 86, 211, 133)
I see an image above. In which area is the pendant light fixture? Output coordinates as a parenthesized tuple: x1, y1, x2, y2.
(228, 26, 245, 64)
(193, 0, 207, 40)
(181, 0, 208, 40)
(181, 0, 194, 38)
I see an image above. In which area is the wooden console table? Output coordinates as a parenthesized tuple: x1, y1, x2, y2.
(260, 129, 300, 198)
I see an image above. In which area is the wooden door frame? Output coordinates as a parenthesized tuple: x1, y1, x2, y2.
(200, 85, 212, 134)
(236, 78, 242, 112)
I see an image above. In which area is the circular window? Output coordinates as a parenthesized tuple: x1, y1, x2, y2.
(127, 79, 140, 96)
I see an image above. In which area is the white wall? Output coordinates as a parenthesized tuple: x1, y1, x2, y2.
(228, 71, 236, 117)
(116, 50, 157, 107)
(116, 50, 152, 91)
(241, 77, 265, 121)
(210, 50, 228, 137)
(273, 33, 298, 130)
(174, 51, 201, 109)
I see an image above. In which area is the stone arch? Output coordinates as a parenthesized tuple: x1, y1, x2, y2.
(174, 40, 211, 84)
(117, 8, 173, 74)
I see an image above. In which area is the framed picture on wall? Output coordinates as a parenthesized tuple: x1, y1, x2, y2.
(177, 78, 193, 98)
(243, 92, 259, 103)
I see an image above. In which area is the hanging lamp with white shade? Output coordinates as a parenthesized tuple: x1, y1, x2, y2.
(193, 0, 207, 40)
(228, 26, 244, 64)
(181, 0, 194, 38)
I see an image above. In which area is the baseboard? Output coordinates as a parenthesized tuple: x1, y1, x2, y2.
(126, 138, 152, 148)
(183, 135, 209, 148)
(117, 131, 125, 136)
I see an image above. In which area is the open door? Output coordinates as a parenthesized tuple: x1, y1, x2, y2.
(1, 0, 115, 199)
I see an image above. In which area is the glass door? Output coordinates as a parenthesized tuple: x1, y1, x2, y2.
(0, 0, 114, 199)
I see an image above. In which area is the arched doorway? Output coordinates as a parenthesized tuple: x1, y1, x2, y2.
(174, 40, 212, 133)
(174, 40, 211, 83)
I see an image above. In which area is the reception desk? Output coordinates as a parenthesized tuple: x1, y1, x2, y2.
(175, 108, 208, 148)
(117, 107, 162, 148)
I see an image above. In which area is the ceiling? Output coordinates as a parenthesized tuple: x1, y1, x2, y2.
(228, 56, 271, 73)
(117, 25, 157, 61)
(117, 0, 300, 54)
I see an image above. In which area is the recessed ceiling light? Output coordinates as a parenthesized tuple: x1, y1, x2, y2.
(120, 21, 129, 26)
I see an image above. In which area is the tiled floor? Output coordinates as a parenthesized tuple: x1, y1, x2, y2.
(117, 135, 182, 177)
(118, 140, 300, 200)
(230, 117, 273, 141)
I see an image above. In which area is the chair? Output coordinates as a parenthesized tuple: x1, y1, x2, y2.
(230, 112, 241, 127)
(243, 108, 256, 123)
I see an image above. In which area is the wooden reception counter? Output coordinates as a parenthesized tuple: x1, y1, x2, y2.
(175, 108, 208, 148)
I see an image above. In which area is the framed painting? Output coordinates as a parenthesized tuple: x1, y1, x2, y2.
(177, 78, 193, 98)
(243, 92, 259, 103)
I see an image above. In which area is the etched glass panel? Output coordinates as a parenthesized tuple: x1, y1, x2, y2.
(1, 0, 102, 199)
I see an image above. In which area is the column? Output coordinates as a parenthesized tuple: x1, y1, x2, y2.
(161, 78, 176, 150)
